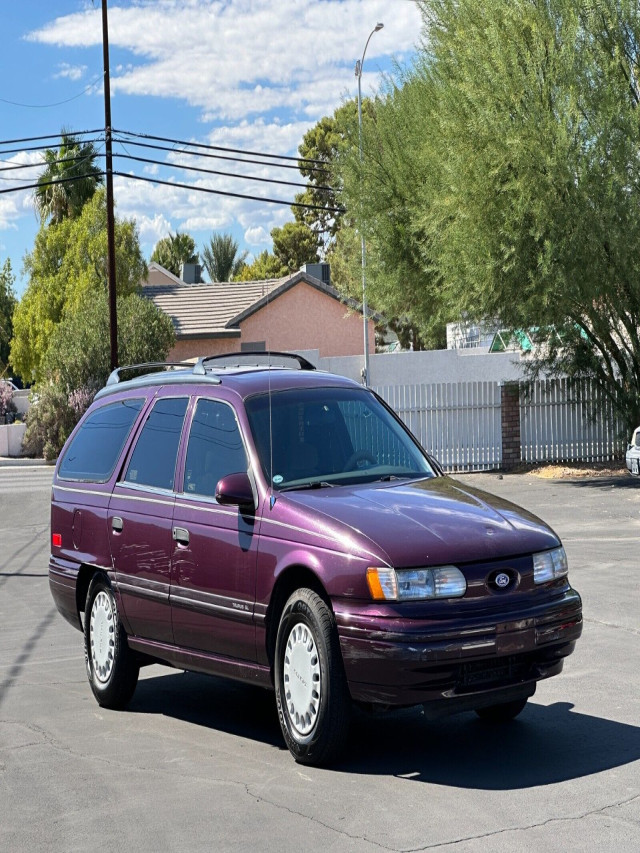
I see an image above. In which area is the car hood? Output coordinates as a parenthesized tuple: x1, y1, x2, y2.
(282, 476, 559, 567)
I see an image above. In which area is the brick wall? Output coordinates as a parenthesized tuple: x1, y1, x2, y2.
(501, 382, 521, 469)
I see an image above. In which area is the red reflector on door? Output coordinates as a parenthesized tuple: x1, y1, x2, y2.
(52, 533, 62, 547)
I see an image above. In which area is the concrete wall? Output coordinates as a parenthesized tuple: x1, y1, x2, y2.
(0, 423, 26, 457)
(318, 348, 526, 386)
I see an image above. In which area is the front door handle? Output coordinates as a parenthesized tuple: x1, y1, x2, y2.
(172, 526, 190, 546)
(112, 516, 123, 533)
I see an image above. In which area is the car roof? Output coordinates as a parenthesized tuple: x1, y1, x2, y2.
(93, 357, 362, 403)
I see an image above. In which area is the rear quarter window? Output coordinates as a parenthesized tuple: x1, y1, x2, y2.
(58, 398, 145, 482)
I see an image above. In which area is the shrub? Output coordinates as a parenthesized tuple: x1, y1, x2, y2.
(22, 384, 93, 461)
(0, 382, 17, 418)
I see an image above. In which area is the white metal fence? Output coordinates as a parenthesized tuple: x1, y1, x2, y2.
(520, 378, 625, 464)
(374, 382, 502, 472)
(373, 378, 625, 472)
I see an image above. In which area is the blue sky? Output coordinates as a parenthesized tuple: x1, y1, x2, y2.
(0, 1, 422, 296)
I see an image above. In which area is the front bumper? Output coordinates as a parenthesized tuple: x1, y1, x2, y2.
(335, 588, 582, 708)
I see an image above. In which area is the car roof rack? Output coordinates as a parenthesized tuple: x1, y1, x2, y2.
(193, 351, 317, 373)
(105, 362, 199, 386)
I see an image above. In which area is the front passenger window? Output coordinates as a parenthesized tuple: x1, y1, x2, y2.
(183, 400, 248, 498)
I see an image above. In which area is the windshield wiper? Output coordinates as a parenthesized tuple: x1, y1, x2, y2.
(279, 481, 335, 492)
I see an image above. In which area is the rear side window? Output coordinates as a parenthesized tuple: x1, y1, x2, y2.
(58, 398, 144, 483)
(183, 399, 248, 498)
(123, 397, 189, 491)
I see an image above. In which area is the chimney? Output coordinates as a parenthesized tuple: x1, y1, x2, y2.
(180, 262, 203, 284)
(301, 262, 330, 286)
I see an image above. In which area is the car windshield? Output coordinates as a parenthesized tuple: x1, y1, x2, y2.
(245, 386, 435, 490)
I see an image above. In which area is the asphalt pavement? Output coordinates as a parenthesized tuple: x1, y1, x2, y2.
(1, 466, 638, 852)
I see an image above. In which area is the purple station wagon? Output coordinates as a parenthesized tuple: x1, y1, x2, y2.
(49, 353, 582, 766)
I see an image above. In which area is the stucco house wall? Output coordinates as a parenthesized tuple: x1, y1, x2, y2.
(239, 281, 374, 358)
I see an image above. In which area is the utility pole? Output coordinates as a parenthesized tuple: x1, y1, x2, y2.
(102, 0, 118, 371)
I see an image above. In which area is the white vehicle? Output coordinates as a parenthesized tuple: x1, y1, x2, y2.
(625, 426, 640, 476)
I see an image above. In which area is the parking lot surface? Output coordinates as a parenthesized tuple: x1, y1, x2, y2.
(1, 465, 638, 852)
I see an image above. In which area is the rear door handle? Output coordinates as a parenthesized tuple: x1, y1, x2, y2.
(172, 526, 190, 546)
(112, 516, 123, 533)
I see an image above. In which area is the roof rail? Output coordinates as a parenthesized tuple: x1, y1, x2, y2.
(105, 362, 195, 386)
(195, 351, 317, 373)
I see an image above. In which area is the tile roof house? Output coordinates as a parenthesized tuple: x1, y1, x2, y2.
(142, 262, 375, 362)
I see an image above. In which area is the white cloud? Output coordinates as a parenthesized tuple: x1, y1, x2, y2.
(27, 1, 420, 124)
(54, 62, 87, 81)
(244, 225, 270, 245)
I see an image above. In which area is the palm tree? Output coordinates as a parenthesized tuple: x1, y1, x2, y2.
(150, 232, 199, 277)
(201, 233, 248, 282)
(34, 130, 103, 225)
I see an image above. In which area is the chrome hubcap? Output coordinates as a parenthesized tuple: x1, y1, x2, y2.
(283, 622, 321, 737)
(90, 591, 115, 683)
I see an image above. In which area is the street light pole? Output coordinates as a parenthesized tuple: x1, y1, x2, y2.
(355, 22, 383, 387)
(102, 0, 118, 372)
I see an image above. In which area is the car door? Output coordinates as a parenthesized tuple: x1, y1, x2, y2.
(109, 393, 190, 644)
(171, 396, 259, 661)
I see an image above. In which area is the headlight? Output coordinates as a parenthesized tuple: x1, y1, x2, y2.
(366, 565, 466, 601)
(533, 546, 568, 584)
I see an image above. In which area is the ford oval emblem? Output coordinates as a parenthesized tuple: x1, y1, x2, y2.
(495, 572, 511, 589)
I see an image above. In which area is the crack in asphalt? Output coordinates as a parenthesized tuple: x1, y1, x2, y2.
(1, 719, 638, 852)
(584, 617, 640, 636)
(403, 793, 640, 851)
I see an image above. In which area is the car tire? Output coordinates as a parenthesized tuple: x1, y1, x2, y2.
(84, 575, 139, 709)
(275, 588, 351, 766)
(475, 697, 528, 723)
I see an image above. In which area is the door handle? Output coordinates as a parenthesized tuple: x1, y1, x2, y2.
(112, 516, 123, 533)
(172, 526, 190, 546)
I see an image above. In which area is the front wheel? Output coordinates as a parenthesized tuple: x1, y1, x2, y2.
(475, 697, 528, 723)
(84, 575, 139, 709)
(275, 588, 351, 766)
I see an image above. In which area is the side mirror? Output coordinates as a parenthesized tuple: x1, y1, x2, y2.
(215, 472, 255, 509)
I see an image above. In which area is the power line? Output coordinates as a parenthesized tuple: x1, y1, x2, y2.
(0, 169, 344, 213)
(0, 151, 105, 176)
(112, 171, 345, 213)
(0, 173, 107, 196)
(0, 129, 103, 146)
(114, 127, 327, 167)
(0, 76, 103, 109)
(0, 138, 104, 158)
(112, 136, 330, 175)
(112, 151, 335, 193)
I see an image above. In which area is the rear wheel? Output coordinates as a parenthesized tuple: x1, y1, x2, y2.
(84, 575, 139, 709)
(275, 588, 351, 766)
(475, 697, 528, 723)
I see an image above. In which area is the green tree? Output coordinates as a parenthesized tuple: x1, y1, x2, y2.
(295, 100, 363, 253)
(43, 290, 176, 393)
(235, 250, 286, 281)
(23, 290, 176, 460)
(150, 232, 199, 277)
(0, 259, 17, 372)
(271, 221, 319, 273)
(201, 233, 248, 282)
(34, 130, 103, 225)
(11, 189, 147, 381)
(342, 0, 640, 420)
